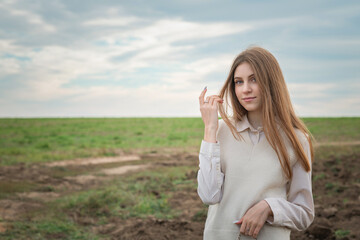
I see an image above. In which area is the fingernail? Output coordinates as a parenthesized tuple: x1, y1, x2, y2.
(204, 86, 207, 90)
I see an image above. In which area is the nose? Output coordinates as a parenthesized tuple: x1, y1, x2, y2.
(242, 82, 252, 93)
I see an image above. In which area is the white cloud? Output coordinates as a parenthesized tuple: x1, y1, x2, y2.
(1, 17, 251, 104)
(0, 58, 21, 75)
(87, 18, 252, 74)
(288, 83, 336, 99)
(291, 81, 360, 116)
(158, 54, 234, 93)
(0, 1, 56, 32)
(136, 19, 251, 42)
(293, 96, 360, 117)
(83, 16, 140, 26)
(0, 39, 28, 74)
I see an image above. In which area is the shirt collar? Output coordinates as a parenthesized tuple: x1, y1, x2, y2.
(236, 114, 264, 133)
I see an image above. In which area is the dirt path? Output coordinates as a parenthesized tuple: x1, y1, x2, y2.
(0, 154, 150, 224)
(0, 152, 195, 224)
(46, 155, 141, 167)
(101, 164, 150, 175)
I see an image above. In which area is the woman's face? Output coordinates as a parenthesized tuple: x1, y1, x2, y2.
(234, 62, 262, 113)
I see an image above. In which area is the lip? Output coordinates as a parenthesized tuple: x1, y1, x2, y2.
(242, 97, 256, 102)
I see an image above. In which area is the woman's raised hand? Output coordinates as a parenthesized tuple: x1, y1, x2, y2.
(199, 87, 223, 143)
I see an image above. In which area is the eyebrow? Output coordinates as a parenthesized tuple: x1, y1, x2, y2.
(234, 74, 255, 80)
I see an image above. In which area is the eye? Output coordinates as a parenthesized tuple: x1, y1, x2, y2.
(235, 80, 243, 85)
(251, 77, 256, 82)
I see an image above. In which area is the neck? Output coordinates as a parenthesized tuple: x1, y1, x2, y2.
(247, 110, 263, 129)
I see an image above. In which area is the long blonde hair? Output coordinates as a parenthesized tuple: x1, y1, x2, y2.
(218, 46, 313, 179)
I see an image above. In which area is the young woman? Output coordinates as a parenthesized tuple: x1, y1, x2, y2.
(197, 46, 314, 240)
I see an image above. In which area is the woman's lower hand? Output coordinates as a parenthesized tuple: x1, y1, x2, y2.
(199, 87, 223, 143)
(235, 200, 273, 238)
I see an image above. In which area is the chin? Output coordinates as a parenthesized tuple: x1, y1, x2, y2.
(244, 106, 261, 112)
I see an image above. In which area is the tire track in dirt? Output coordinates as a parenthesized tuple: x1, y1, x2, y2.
(101, 164, 150, 175)
(46, 155, 141, 167)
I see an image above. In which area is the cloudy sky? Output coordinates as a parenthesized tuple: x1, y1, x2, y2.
(0, 0, 359, 117)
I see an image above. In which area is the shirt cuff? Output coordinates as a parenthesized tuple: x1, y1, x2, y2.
(200, 140, 220, 157)
(264, 198, 282, 225)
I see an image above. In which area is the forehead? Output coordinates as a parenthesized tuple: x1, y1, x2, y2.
(234, 62, 254, 78)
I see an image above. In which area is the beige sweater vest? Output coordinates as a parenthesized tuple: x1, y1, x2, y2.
(204, 120, 298, 240)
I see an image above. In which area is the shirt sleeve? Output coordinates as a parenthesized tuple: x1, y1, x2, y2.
(264, 138, 315, 231)
(197, 140, 224, 205)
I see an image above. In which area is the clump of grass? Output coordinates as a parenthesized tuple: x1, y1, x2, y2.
(325, 182, 346, 194)
(63, 187, 134, 217)
(131, 195, 172, 218)
(61, 166, 195, 221)
(325, 182, 334, 190)
(335, 229, 350, 239)
(313, 173, 326, 181)
(192, 206, 208, 222)
(0, 219, 98, 240)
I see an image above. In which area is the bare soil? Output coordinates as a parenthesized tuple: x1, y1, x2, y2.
(0, 148, 359, 239)
(46, 155, 141, 167)
(292, 151, 360, 240)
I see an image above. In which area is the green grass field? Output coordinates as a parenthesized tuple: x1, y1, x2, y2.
(0, 117, 359, 239)
(0, 118, 204, 166)
(1, 117, 359, 166)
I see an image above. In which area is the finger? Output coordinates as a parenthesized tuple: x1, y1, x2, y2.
(199, 87, 207, 104)
(207, 95, 222, 100)
(215, 98, 224, 105)
(207, 95, 223, 105)
(253, 225, 262, 238)
(205, 96, 210, 103)
(248, 223, 257, 237)
(239, 220, 246, 234)
(245, 225, 251, 236)
(210, 96, 216, 105)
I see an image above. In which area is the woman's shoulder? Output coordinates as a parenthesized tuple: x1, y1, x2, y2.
(294, 128, 310, 145)
(278, 126, 310, 150)
(218, 118, 227, 132)
(277, 124, 309, 144)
